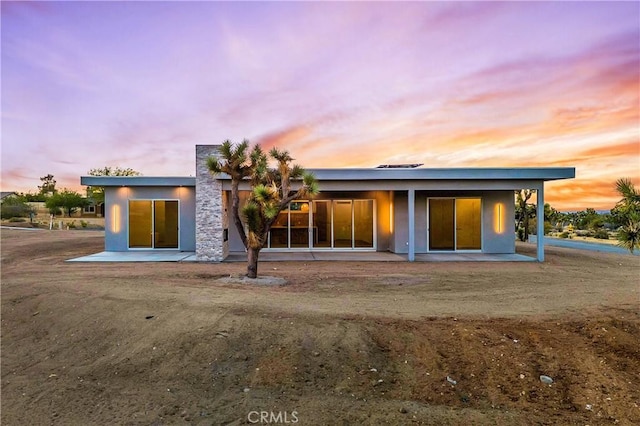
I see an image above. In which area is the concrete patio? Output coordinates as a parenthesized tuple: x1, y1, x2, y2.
(68, 251, 534, 262)
(67, 251, 197, 262)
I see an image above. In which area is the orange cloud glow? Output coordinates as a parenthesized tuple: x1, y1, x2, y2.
(2, 1, 638, 212)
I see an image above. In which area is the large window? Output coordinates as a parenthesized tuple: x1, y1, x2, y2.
(128, 200, 179, 249)
(267, 199, 375, 250)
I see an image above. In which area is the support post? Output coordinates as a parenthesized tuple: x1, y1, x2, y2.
(536, 184, 544, 262)
(408, 189, 415, 261)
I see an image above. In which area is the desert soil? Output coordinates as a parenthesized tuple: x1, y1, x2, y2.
(1, 229, 639, 425)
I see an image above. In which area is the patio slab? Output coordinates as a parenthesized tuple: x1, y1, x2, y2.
(224, 251, 406, 262)
(67, 251, 196, 262)
(225, 251, 532, 262)
(413, 253, 534, 262)
(68, 251, 534, 263)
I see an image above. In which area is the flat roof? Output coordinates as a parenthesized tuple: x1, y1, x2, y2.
(305, 167, 575, 181)
(81, 176, 195, 187)
(81, 167, 575, 187)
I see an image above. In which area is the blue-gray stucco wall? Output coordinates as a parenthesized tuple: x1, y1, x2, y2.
(392, 190, 515, 254)
(103, 186, 196, 251)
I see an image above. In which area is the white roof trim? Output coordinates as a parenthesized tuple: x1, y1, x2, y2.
(81, 167, 575, 187)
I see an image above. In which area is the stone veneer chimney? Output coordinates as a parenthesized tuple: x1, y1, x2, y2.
(195, 145, 228, 261)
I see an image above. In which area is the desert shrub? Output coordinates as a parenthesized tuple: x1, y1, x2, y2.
(80, 220, 88, 228)
(1, 198, 34, 219)
(559, 231, 570, 238)
(8, 217, 26, 222)
(526, 219, 553, 235)
(594, 229, 609, 239)
(67, 220, 76, 229)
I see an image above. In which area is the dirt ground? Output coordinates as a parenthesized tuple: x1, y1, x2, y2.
(1, 229, 639, 425)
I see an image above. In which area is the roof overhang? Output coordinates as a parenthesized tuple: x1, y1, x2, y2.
(81, 167, 575, 192)
(80, 176, 195, 187)
(304, 167, 575, 181)
(219, 167, 575, 191)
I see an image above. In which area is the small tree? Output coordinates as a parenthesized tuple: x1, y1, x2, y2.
(614, 178, 640, 253)
(207, 140, 319, 278)
(544, 203, 561, 228)
(86, 167, 142, 204)
(45, 189, 89, 217)
(16, 191, 47, 202)
(38, 174, 57, 197)
(574, 208, 602, 230)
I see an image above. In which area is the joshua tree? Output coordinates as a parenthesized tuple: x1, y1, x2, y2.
(207, 140, 318, 278)
(515, 189, 535, 241)
(614, 178, 640, 253)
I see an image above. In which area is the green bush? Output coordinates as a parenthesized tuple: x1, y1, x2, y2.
(67, 220, 77, 229)
(80, 220, 88, 228)
(559, 231, 570, 238)
(594, 229, 609, 239)
(527, 219, 554, 235)
(1, 198, 34, 219)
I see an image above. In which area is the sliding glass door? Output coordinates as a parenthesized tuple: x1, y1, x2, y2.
(154, 201, 179, 248)
(129, 201, 153, 248)
(354, 200, 374, 248)
(455, 199, 481, 250)
(267, 199, 375, 250)
(428, 199, 455, 250)
(428, 198, 481, 251)
(332, 201, 353, 248)
(128, 200, 179, 249)
(313, 201, 331, 248)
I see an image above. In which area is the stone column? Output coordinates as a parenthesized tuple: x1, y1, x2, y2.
(195, 145, 227, 261)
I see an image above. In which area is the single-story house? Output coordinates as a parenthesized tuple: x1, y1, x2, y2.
(0, 192, 17, 203)
(81, 145, 575, 262)
(78, 199, 104, 218)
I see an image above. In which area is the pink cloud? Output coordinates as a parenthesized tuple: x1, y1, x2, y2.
(256, 125, 314, 153)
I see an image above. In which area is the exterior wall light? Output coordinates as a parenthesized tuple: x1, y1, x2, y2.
(112, 205, 121, 233)
(494, 203, 504, 234)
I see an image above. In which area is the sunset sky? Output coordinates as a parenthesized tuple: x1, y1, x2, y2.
(2, 1, 638, 211)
